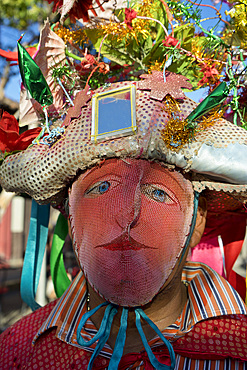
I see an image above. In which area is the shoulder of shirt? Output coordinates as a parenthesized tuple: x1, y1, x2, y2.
(182, 261, 247, 323)
(33, 271, 86, 344)
(33, 262, 247, 350)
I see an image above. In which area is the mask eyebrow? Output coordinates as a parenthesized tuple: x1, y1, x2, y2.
(149, 164, 187, 194)
(120, 158, 133, 165)
(77, 158, 131, 185)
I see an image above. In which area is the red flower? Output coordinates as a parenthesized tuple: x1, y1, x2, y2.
(162, 36, 180, 48)
(198, 63, 219, 87)
(98, 62, 110, 74)
(0, 111, 41, 153)
(124, 8, 137, 29)
(80, 54, 96, 69)
(45, 0, 94, 22)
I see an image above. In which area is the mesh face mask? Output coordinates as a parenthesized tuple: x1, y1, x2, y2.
(69, 158, 195, 307)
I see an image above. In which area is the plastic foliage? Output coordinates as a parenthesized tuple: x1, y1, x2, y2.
(2, 0, 246, 131)
(85, 0, 168, 72)
(17, 38, 53, 107)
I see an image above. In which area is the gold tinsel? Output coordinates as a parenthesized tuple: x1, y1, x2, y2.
(97, 0, 157, 44)
(191, 37, 224, 80)
(98, 21, 150, 44)
(148, 61, 164, 73)
(55, 26, 88, 45)
(161, 96, 224, 151)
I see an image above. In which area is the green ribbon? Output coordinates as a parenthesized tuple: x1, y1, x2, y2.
(17, 39, 53, 107)
(50, 213, 71, 297)
(21, 200, 50, 311)
(186, 81, 229, 128)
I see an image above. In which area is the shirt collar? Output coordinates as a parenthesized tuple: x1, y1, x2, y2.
(33, 261, 247, 356)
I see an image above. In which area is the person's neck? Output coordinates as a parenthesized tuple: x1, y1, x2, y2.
(87, 271, 187, 354)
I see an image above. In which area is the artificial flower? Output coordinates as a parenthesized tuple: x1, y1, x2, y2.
(46, 0, 94, 22)
(0, 111, 41, 153)
(98, 62, 110, 74)
(162, 36, 181, 48)
(124, 8, 138, 29)
(81, 54, 96, 69)
(198, 63, 220, 87)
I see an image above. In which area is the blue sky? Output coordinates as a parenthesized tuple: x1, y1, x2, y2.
(0, 23, 39, 102)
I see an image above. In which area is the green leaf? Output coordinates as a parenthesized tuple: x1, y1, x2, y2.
(151, 0, 168, 42)
(85, 29, 148, 69)
(85, 0, 168, 69)
(173, 24, 195, 51)
(142, 40, 164, 66)
(168, 54, 203, 89)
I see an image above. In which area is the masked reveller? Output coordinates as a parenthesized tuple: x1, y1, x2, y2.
(1, 76, 247, 369)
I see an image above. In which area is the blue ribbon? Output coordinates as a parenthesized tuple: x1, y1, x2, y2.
(88, 307, 118, 369)
(108, 307, 128, 369)
(76, 303, 176, 370)
(77, 302, 118, 370)
(20, 199, 50, 311)
(179, 191, 200, 264)
(77, 302, 112, 346)
(135, 308, 175, 370)
(163, 56, 173, 82)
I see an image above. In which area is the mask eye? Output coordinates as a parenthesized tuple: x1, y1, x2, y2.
(86, 181, 110, 195)
(98, 181, 110, 194)
(84, 175, 121, 198)
(152, 188, 166, 202)
(141, 184, 176, 204)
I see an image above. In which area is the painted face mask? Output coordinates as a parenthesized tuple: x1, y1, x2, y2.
(69, 158, 195, 306)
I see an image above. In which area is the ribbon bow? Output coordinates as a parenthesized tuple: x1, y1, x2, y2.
(119, 349, 172, 370)
(77, 304, 175, 370)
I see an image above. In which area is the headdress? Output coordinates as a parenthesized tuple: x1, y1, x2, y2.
(0, 2, 246, 217)
(1, 77, 247, 215)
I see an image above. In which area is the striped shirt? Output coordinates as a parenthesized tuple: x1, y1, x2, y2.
(34, 262, 247, 369)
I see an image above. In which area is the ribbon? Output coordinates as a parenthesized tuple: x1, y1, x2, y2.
(179, 191, 199, 264)
(77, 302, 112, 346)
(50, 213, 71, 297)
(76, 303, 176, 370)
(108, 308, 128, 369)
(119, 350, 172, 370)
(77, 302, 118, 370)
(186, 81, 228, 127)
(135, 308, 175, 370)
(17, 37, 53, 107)
(20, 199, 50, 311)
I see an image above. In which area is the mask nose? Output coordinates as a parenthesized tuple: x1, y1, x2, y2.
(115, 185, 142, 231)
(115, 204, 135, 230)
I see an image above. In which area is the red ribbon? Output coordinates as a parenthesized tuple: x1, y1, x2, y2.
(118, 350, 171, 370)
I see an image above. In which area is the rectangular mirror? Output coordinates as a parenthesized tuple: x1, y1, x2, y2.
(91, 84, 136, 142)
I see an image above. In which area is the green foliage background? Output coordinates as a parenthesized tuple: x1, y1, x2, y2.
(0, 0, 51, 30)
